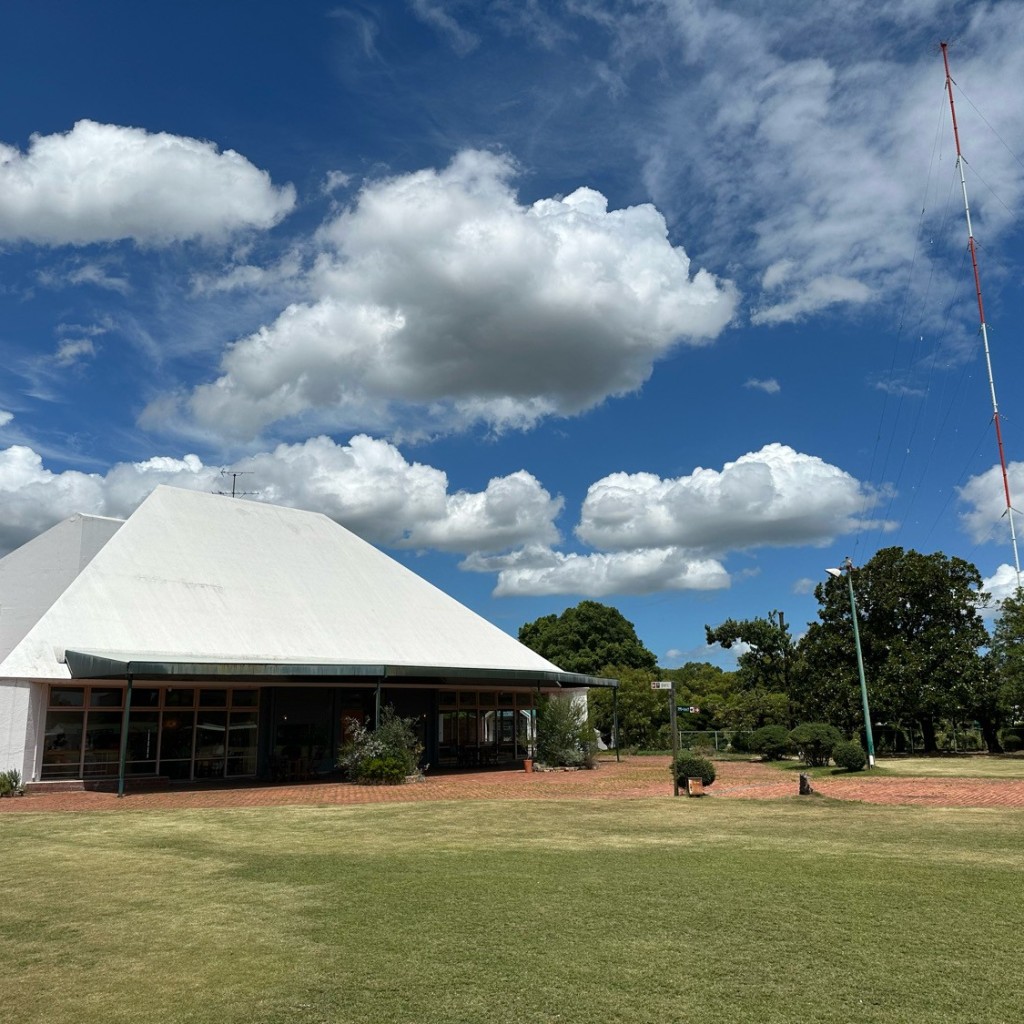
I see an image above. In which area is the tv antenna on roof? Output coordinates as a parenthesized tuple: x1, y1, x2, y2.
(217, 470, 258, 498)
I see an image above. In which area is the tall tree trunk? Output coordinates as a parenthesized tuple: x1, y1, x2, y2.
(921, 716, 938, 754)
(979, 715, 1003, 754)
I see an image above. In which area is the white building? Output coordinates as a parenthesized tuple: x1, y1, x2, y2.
(0, 486, 614, 787)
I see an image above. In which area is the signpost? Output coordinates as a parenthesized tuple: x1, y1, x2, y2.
(653, 681, 679, 796)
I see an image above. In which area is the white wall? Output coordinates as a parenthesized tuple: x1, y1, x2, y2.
(0, 680, 44, 780)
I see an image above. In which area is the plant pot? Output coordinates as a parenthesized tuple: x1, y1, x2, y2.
(523, 759, 534, 774)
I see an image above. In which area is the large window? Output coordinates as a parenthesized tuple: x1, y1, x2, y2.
(437, 690, 535, 767)
(41, 686, 260, 781)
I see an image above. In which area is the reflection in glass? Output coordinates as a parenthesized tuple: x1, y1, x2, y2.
(41, 710, 85, 779)
(164, 689, 195, 707)
(199, 689, 228, 707)
(89, 688, 123, 708)
(125, 712, 160, 771)
(227, 711, 258, 776)
(50, 688, 84, 707)
(84, 711, 123, 776)
(159, 708, 193, 765)
(194, 710, 227, 778)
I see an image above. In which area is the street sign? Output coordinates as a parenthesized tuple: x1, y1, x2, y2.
(677, 706, 701, 714)
(651, 681, 673, 690)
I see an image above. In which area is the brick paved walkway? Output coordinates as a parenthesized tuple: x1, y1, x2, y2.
(3, 756, 1024, 813)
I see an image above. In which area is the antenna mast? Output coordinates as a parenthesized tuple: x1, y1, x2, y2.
(217, 470, 257, 499)
(941, 41, 1021, 588)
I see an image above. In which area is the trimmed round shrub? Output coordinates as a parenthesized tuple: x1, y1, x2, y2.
(1000, 730, 1023, 753)
(356, 755, 409, 785)
(729, 730, 752, 754)
(832, 740, 868, 772)
(671, 752, 716, 788)
(750, 724, 792, 761)
(789, 722, 843, 767)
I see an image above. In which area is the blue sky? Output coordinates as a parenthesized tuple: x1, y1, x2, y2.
(2, 1, 1024, 667)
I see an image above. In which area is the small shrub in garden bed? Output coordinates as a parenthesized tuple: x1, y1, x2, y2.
(832, 740, 868, 772)
(356, 755, 409, 785)
(537, 695, 596, 769)
(671, 753, 716, 788)
(338, 706, 424, 784)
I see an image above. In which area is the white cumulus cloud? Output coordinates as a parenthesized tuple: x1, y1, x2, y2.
(0, 436, 560, 558)
(0, 120, 295, 246)
(457, 443, 890, 598)
(577, 443, 883, 552)
(465, 545, 730, 598)
(981, 563, 1019, 611)
(958, 462, 1024, 546)
(165, 149, 735, 440)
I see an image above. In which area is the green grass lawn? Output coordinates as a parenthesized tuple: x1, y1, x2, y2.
(2, 798, 1022, 1024)
(873, 755, 1024, 778)
(771, 754, 1024, 780)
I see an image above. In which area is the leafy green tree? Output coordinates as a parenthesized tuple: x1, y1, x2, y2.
(987, 587, 1024, 750)
(705, 611, 795, 693)
(797, 547, 989, 752)
(518, 600, 657, 675)
(704, 611, 795, 728)
(589, 665, 663, 749)
(660, 662, 737, 731)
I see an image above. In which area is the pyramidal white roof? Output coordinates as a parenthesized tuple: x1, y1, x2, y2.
(0, 485, 571, 682)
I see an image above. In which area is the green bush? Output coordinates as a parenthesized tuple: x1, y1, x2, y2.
(337, 706, 423, 783)
(0, 768, 21, 797)
(832, 740, 868, 772)
(537, 695, 596, 768)
(749, 725, 791, 761)
(356, 755, 409, 785)
(1000, 730, 1023, 753)
(789, 723, 843, 767)
(729, 731, 752, 753)
(671, 752, 716, 788)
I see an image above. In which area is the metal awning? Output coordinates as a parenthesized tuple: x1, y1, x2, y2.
(63, 650, 617, 689)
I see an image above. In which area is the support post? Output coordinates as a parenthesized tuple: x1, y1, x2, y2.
(117, 673, 134, 798)
(613, 686, 620, 762)
(669, 683, 679, 797)
(374, 681, 381, 729)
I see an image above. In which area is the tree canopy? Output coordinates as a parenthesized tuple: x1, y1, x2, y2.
(704, 611, 794, 728)
(798, 547, 989, 751)
(518, 600, 657, 676)
(987, 587, 1024, 750)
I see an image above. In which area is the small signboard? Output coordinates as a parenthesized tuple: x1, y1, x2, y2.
(677, 706, 701, 714)
(651, 681, 673, 690)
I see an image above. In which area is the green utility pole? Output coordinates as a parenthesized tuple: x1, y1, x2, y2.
(828, 559, 876, 768)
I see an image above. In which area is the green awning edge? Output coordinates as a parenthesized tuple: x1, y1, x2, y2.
(63, 650, 617, 689)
